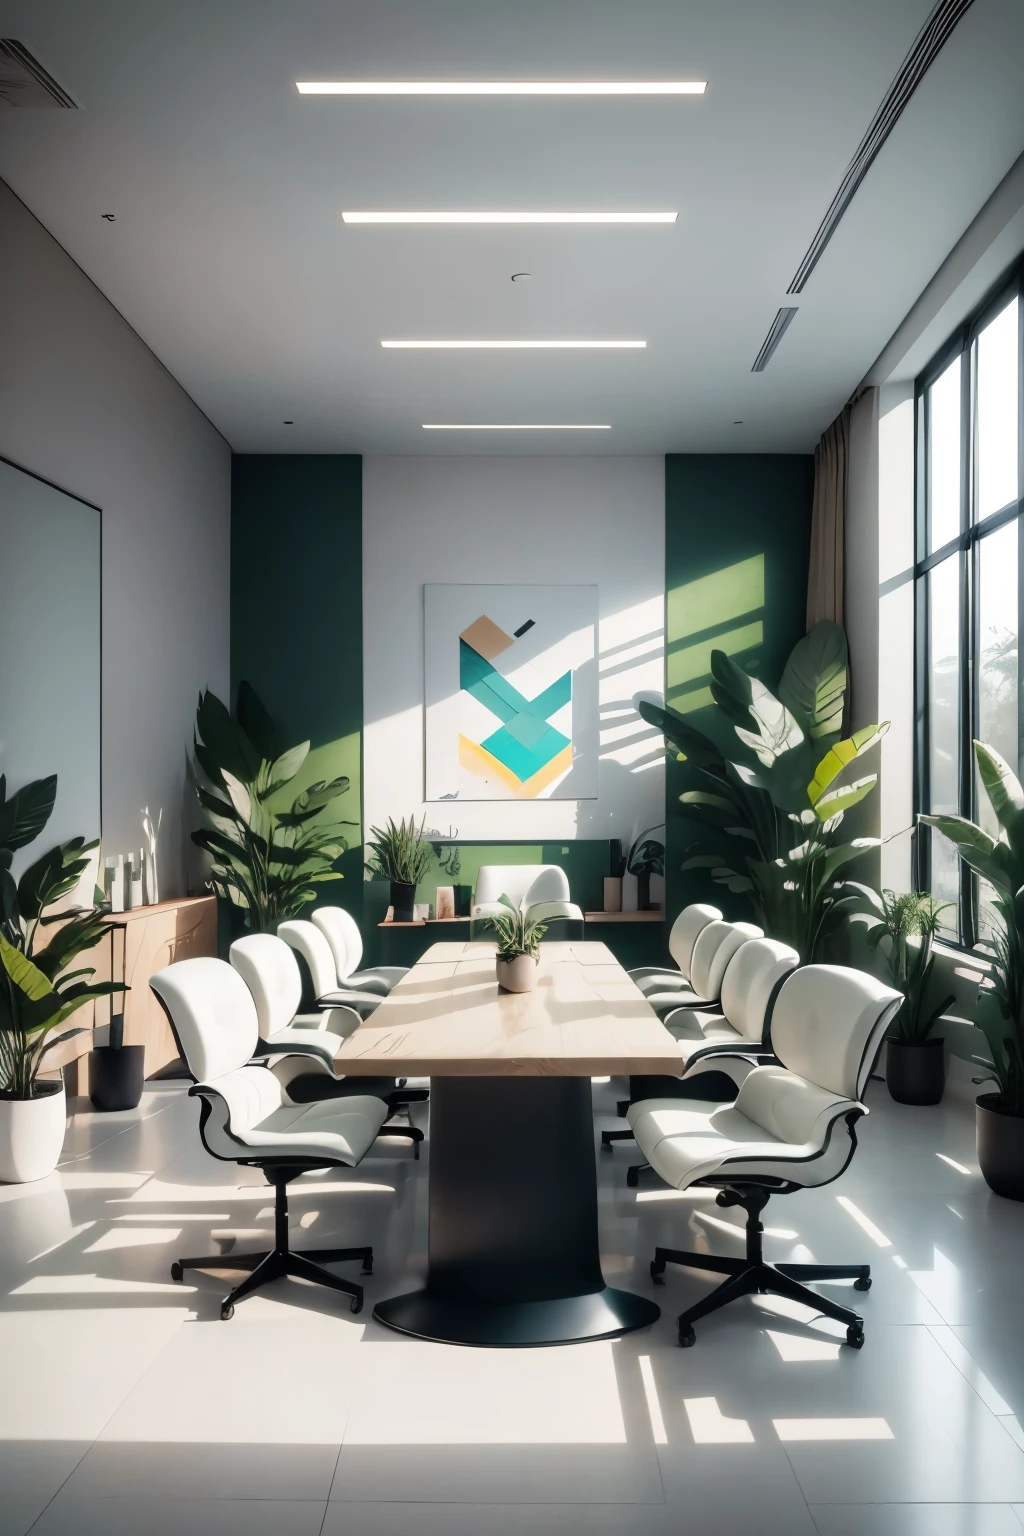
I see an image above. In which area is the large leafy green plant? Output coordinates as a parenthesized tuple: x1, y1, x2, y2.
(639, 622, 888, 959)
(921, 741, 1024, 1115)
(192, 683, 356, 933)
(1, 774, 125, 1100)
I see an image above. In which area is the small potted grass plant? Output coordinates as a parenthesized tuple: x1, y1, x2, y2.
(490, 895, 547, 993)
(365, 815, 434, 923)
(867, 890, 954, 1106)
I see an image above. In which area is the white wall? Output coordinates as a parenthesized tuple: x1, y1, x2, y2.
(363, 455, 665, 843)
(0, 180, 231, 899)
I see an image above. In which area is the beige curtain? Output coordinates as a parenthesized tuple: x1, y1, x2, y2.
(806, 405, 851, 629)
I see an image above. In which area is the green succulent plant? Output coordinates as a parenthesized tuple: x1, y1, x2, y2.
(365, 815, 434, 885)
(191, 683, 356, 933)
(860, 889, 954, 1043)
(488, 894, 547, 961)
(1, 773, 125, 1100)
(921, 741, 1024, 1115)
(639, 621, 888, 960)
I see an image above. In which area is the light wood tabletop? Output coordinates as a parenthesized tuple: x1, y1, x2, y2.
(332, 940, 684, 1078)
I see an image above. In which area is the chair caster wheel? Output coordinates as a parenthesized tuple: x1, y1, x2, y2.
(846, 1325, 864, 1349)
(220, 1302, 234, 1321)
(678, 1325, 696, 1348)
(650, 1260, 666, 1283)
(854, 1276, 872, 1291)
(626, 1167, 640, 1189)
(350, 1295, 363, 1315)
(170, 1262, 183, 1283)
(600, 1137, 612, 1152)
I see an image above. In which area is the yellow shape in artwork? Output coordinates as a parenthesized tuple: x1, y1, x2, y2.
(459, 735, 573, 799)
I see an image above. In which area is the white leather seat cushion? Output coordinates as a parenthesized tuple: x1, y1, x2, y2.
(635, 973, 694, 999)
(205, 1064, 386, 1163)
(320, 988, 380, 1016)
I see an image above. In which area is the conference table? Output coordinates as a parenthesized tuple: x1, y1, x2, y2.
(332, 939, 683, 1347)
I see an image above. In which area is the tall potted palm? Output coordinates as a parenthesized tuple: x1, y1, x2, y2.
(1, 773, 125, 1181)
(922, 741, 1024, 1198)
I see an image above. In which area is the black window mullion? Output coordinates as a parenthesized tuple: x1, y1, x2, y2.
(958, 341, 975, 947)
(913, 387, 928, 895)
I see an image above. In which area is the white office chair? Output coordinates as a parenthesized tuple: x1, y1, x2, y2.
(472, 864, 584, 925)
(628, 902, 722, 993)
(642, 918, 764, 1017)
(602, 937, 800, 1153)
(229, 933, 362, 1068)
(312, 905, 408, 996)
(150, 957, 390, 1320)
(629, 964, 902, 1348)
(278, 919, 382, 1017)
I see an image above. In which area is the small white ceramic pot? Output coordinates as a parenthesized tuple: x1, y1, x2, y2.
(0, 1082, 67, 1183)
(496, 954, 538, 993)
(603, 877, 623, 913)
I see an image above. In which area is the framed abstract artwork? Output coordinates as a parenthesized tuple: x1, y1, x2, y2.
(424, 583, 598, 801)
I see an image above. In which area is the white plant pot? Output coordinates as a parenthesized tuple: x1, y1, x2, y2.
(621, 872, 639, 912)
(0, 1083, 67, 1183)
(496, 954, 539, 993)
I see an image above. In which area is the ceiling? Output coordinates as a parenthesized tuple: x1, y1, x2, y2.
(2, 0, 1024, 455)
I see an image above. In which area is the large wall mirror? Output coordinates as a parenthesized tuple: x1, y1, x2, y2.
(0, 456, 101, 886)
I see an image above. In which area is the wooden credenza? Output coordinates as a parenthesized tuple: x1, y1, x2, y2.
(46, 894, 217, 1094)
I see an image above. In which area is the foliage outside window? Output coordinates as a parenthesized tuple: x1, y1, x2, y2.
(915, 261, 1023, 947)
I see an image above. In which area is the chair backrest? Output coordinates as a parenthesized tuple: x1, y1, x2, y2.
(688, 920, 763, 1002)
(150, 958, 259, 1082)
(312, 906, 363, 982)
(277, 919, 338, 999)
(229, 933, 302, 1040)
(768, 964, 904, 1100)
(474, 864, 570, 912)
(667, 903, 722, 978)
(720, 937, 801, 1043)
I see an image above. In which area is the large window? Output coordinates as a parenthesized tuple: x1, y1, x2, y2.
(915, 264, 1023, 945)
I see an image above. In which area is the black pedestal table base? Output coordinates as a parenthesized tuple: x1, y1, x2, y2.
(373, 1075, 660, 1346)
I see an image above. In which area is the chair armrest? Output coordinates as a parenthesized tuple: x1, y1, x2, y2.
(527, 900, 584, 923)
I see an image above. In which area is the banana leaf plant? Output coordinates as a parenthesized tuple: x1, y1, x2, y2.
(1, 773, 125, 1100)
(191, 682, 357, 933)
(921, 741, 1024, 1115)
(638, 621, 888, 960)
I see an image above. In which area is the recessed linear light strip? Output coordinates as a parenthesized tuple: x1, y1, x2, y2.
(383, 339, 645, 350)
(343, 210, 677, 225)
(298, 80, 705, 96)
(423, 423, 611, 431)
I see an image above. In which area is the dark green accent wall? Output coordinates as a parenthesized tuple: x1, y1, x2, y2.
(664, 454, 814, 931)
(231, 455, 364, 926)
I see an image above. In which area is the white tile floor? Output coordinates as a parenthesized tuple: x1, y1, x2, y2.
(4, 1075, 1024, 1536)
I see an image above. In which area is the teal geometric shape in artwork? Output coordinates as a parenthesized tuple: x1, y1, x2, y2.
(460, 631, 573, 783)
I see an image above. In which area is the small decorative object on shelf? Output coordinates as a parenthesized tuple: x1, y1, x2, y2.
(142, 806, 162, 906)
(621, 871, 639, 911)
(414, 903, 431, 922)
(104, 853, 125, 913)
(488, 894, 547, 994)
(435, 885, 456, 920)
(603, 876, 623, 914)
(627, 825, 665, 912)
(125, 850, 143, 910)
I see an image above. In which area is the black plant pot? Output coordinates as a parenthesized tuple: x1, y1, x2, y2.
(390, 880, 417, 923)
(454, 884, 473, 918)
(885, 1037, 946, 1106)
(90, 1044, 146, 1113)
(636, 870, 651, 912)
(977, 1093, 1024, 1201)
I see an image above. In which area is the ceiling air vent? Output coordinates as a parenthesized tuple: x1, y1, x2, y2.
(787, 0, 976, 294)
(752, 307, 798, 372)
(0, 39, 77, 108)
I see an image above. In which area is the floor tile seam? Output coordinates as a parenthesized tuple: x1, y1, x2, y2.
(926, 1321, 1024, 1432)
(22, 1441, 95, 1535)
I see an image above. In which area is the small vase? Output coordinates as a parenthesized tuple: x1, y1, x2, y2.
(0, 1081, 67, 1183)
(496, 954, 538, 993)
(636, 870, 652, 912)
(90, 1044, 146, 1112)
(390, 880, 416, 923)
(976, 1093, 1024, 1201)
(454, 884, 473, 917)
(885, 1038, 945, 1106)
(621, 873, 639, 912)
(603, 877, 622, 914)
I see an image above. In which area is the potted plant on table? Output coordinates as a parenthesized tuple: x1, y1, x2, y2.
(1, 773, 126, 1181)
(864, 890, 954, 1106)
(489, 896, 547, 993)
(366, 815, 434, 923)
(921, 741, 1024, 1199)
